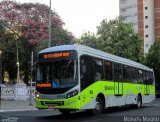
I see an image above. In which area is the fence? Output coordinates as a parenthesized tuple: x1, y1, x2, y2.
(1, 84, 35, 101)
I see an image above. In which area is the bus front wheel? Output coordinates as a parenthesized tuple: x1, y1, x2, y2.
(90, 97, 104, 115)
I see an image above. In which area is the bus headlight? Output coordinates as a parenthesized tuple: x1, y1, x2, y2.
(66, 90, 78, 99)
(35, 92, 40, 98)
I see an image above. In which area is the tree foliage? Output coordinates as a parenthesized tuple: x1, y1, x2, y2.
(0, 1, 64, 44)
(78, 18, 142, 62)
(77, 32, 98, 48)
(38, 28, 74, 50)
(146, 41, 160, 85)
(97, 17, 142, 61)
(0, 28, 17, 82)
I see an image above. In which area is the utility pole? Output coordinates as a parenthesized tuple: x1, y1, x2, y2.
(0, 50, 2, 109)
(0, 50, 2, 84)
(29, 51, 33, 105)
(16, 40, 20, 84)
(48, 0, 52, 47)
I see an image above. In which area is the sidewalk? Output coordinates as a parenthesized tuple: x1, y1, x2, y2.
(0, 100, 38, 112)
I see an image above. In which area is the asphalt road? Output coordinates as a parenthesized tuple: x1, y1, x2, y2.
(1, 98, 160, 122)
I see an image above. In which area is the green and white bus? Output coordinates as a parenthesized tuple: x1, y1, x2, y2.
(35, 44, 155, 114)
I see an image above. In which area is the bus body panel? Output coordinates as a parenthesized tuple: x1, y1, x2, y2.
(36, 80, 155, 110)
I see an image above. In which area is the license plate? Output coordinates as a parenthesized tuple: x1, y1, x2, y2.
(48, 106, 54, 109)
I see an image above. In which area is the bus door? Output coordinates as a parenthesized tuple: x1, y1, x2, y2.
(144, 71, 150, 95)
(144, 82, 150, 95)
(114, 64, 123, 96)
(80, 55, 94, 108)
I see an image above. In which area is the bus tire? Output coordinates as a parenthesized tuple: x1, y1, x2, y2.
(91, 97, 104, 115)
(136, 95, 142, 108)
(59, 109, 71, 114)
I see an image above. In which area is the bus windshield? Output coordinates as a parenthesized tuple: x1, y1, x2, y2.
(36, 59, 78, 89)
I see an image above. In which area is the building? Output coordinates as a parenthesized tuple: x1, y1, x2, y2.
(119, 0, 138, 32)
(119, 0, 160, 54)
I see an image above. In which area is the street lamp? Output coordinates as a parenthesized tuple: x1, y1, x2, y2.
(14, 27, 20, 84)
(0, 50, 2, 84)
(16, 59, 20, 84)
(0, 50, 2, 109)
(15, 27, 20, 84)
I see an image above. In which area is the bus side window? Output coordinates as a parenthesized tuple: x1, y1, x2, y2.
(144, 71, 149, 85)
(137, 69, 143, 84)
(94, 58, 103, 81)
(114, 64, 122, 82)
(80, 55, 94, 90)
(104, 61, 113, 81)
(123, 65, 131, 82)
(130, 67, 137, 83)
(148, 72, 154, 85)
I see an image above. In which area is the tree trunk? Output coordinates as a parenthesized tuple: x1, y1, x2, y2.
(23, 63, 29, 85)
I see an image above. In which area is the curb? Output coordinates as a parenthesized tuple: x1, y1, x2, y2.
(0, 108, 38, 113)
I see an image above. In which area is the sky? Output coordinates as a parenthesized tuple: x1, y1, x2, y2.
(5, 0, 119, 38)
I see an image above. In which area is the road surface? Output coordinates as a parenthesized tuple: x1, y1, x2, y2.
(0, 98, 160, 122)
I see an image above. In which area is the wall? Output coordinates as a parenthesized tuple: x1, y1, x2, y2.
(1, 85, 35, 101)
(143, 0, 155, 54)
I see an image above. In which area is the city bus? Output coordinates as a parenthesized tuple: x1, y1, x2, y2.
(35, 44, 155, 114)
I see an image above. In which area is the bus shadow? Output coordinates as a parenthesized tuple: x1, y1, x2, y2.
(103, 105, 152, 116)
(36, 111, 94, 122)
(36, 106, 151, 122)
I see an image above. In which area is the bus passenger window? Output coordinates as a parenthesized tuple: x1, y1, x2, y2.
(94, 59, 103, 81)
(81, 60, 87, 74)
(104, 61, 113, 80)
(114, 64, 122, 82)
(144, 71, 149, 84)
(148, 72, 154, 85)
(137, 69, 143, 84)
(123, 66, 131, 82)
(130, 67, 137, 83)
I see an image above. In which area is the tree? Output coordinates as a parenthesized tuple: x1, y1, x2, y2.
(0, 0, 74, 84)
(146, 41, 160, 85)
(97, 17, 142, 61)
(38, 27, 74, 50)
(0, 1, 64, 44)
(0, 27, 17, 82)
(77, 32, 98, 49)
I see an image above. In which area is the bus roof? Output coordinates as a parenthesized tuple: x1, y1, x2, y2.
(39, 44, 152, 71)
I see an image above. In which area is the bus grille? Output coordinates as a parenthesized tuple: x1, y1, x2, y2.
(40, 101, 64, 106)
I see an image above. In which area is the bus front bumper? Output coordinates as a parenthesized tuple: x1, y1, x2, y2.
(35, 96, 80, 110)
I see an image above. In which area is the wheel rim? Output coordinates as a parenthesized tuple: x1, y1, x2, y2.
(95, 98, 102, 111)
(137, 96, 141, 108)
(95, 99, 101, 111)
(138, 101, 141, 108)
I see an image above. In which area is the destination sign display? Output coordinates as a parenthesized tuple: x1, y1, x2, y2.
(43, 52, 70, 59)
(38, 51, 77, 61)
